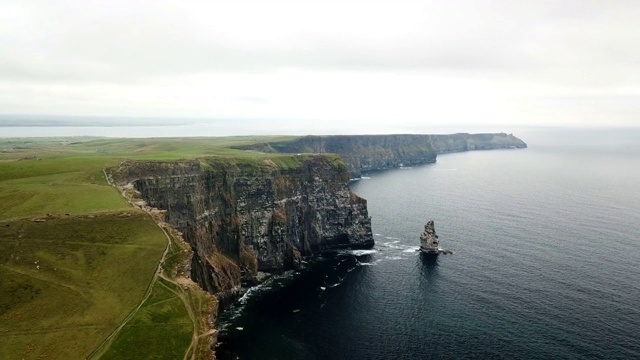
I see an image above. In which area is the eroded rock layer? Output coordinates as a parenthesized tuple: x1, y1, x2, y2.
(420, 220, 439, 254)
(236, 133, 527, 178)
(113, 155, 373, 302)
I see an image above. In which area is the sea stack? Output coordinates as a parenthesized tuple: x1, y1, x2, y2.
(420, 220, 440, 254)
(420, 220, 452, 255)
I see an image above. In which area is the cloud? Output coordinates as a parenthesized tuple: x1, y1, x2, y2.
(1, 0, 639, 126)
(7, 0, 638, 79)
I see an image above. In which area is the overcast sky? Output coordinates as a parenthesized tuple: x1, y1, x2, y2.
(1, 0, 639, 130)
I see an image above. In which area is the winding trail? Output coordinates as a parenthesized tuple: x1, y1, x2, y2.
(156, 274, 199, 360)
(86, 212, 173, 359)
(87, 169, 199, 359)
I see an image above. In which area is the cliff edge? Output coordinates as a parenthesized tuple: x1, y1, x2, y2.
(429, 132, 527, 153)
(111, 155, 373, 304)
(235, 133, 526, 178)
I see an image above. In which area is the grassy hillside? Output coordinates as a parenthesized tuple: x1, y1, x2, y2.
(0, 212, 166, 359)
(0, 136, 300, 359)
(92, 220, 216, 360)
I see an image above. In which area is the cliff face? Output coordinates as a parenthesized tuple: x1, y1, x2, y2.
(113, 155, 373, 302)
(240, 135, 438, 178)
(429, 133, 527, 153)
(237, 133, 526, 178)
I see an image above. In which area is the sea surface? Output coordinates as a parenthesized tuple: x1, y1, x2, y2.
(216, 127, 640, 360)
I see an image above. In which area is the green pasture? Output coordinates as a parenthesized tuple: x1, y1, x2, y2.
(94, 224, 216, 360)
(0, 136, 297, 161)
(98, 278, 193, 360)
(0, 212, 166, 359)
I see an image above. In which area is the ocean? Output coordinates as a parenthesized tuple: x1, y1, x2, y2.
(216, 127, 640, 359)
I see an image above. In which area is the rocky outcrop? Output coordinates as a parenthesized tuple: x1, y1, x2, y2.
(420, 220, 440, 254)
(112, 155, 373, 303)
(236, 133, 526, 178)
(419, 220, 452, 255)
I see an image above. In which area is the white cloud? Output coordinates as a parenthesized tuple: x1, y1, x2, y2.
(1, 0, 639, 128)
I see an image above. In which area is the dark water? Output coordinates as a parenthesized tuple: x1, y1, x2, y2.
(217, 127, 640, 360)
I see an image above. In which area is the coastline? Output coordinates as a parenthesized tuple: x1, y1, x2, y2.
(100, 133, 527, 358)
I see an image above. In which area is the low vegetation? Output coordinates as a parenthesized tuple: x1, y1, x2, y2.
(93, 221, 217, 360)
(0, 135, 305, 359)
(0, 212, 165, 359)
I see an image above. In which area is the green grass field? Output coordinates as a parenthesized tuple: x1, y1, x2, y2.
(0, 136, 297, 162)
(93, 222, 216, 360)
(98, 278, 194, 360)
(0, 212, 166, 359)
(0, 136, 296, 359)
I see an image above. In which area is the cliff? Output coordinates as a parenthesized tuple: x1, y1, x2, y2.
(429, 132, 527, 153)
(236, 133, 526, 178)
(112, 155, 373, 304)
(237, 135, 437, 178)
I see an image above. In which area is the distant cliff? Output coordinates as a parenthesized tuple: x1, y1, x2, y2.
(236, 133, 526, 177)
(112, 155, 373, 303)
(429, 133, 527, 153)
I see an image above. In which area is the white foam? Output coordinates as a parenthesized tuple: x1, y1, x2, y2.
(238, 290, 253, 304)
(403, 247, 420, 253)
(382, 241, 404, 249)
(236, 327, 244, 331)
(386, 256, 403, 260)
(320, 286, 326, 290)
(238, 271, 293, 304)
(351, 249, 378, 256)
(358, 262, 376, 266)
(361, 176, 372, 179)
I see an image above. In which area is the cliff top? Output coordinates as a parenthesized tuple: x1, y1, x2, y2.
(111, 153, 349, 185)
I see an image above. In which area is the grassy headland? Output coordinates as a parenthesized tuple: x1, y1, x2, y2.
(0, 135, 305, 359)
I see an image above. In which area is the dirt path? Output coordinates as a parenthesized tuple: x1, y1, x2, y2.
(86, 216, 173, 359)
(87, 169, 197, 359)
(156, 274, 200, 360)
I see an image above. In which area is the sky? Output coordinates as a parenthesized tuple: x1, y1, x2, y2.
(1, 0, 639, 132)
